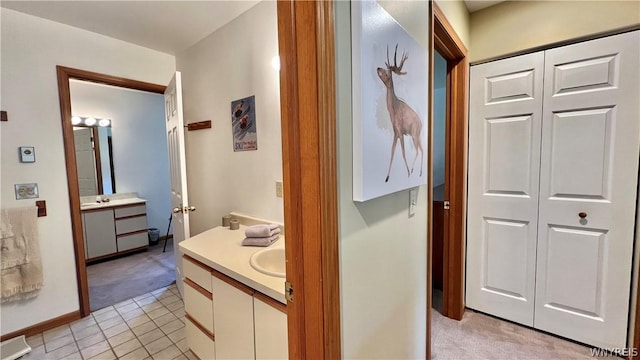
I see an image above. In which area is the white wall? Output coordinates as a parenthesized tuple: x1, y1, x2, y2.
(0, 8, 175, 335)
(434, 0, 470, 48)
(337, 1, 429, 358)
(470, 0, 640, 62)
(70, 81, 171, 232)
(176, 1, 283, 236)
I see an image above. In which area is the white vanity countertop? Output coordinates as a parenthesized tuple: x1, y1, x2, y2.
(80, 197, 146, 211)
(179, 225, 286, 304)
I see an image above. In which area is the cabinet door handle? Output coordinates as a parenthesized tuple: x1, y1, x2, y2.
(578, 212, 587, 219)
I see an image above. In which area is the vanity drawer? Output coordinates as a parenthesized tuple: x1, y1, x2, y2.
(114, 204, 146, 218)
(183, 256, 212, 292)
(186, 316, 215, 360)
(117, 231, 148, 252)
(115, 216, 147, 235)
(184, 279, 214, 334)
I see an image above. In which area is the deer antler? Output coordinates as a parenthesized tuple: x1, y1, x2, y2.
(385, 44, 408, 75)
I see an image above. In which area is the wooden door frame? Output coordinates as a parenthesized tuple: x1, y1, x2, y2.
(56, 66, 166, 316)
(432, 4, 468, 321)
(277, 0, 340, 358)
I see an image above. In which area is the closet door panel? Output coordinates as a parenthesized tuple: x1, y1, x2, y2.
(535, 31, 640, 349)
(466, 51, 544, 326)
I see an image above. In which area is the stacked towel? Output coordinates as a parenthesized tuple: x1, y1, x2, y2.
(1, 207, 43, 303)
(242, 224, 281, 247)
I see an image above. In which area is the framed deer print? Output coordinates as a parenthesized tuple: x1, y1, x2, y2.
(352, 0, 429, 202)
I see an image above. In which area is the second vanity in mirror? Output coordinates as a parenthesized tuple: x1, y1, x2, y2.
(81, 193, 148, 262)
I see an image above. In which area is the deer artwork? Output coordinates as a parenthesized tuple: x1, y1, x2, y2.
(377, 44, 424, 183)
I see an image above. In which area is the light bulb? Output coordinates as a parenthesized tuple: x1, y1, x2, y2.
(84, 117, 96, 126)
(98, 118, 110, 127)
(71, 116, 82, 125)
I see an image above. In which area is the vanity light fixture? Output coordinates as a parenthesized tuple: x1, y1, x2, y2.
(72, 116, 112, 127)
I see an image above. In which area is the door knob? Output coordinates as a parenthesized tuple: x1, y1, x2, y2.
(578, 212, 587, 219)
(173, 205, 195, 214)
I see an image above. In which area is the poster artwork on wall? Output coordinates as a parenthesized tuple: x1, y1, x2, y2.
(352, 0, 429, 202)
(231, 95, 257, 152)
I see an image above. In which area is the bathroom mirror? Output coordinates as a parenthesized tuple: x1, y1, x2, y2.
(73, 126, 116, 196)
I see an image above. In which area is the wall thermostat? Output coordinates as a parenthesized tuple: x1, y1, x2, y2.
(19, 146, 35, 163)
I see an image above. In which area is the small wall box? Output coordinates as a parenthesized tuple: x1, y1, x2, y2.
(19, 146, 35, 163)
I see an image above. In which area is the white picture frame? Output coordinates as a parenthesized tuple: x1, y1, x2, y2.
(352, 0, 429, 202)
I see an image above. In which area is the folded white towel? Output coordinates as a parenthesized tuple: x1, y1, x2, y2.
(245, 223, 280, 238)
(242, 234, 280, 247)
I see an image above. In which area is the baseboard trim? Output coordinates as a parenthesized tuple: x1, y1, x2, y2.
(159, 234, 173, 242)
(0, 311, 81, 342)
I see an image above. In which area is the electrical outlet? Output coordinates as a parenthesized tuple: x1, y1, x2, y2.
(15, 183, 39, 200)
(409, 188, 417, 217)
(276, 181, 283, 198)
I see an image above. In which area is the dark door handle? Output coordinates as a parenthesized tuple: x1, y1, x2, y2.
(579, 212, 587, 219)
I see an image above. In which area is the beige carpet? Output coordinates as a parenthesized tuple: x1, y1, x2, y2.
(87, 241, 176, 311)
(431, 307, 609, 360)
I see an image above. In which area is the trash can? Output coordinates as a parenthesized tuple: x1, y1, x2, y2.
(148, 228, 160, 245)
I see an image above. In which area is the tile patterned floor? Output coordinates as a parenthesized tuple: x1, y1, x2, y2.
(23, 284, 196, 360)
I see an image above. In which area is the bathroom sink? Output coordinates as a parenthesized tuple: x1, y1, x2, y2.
(250, 247, 285, 278)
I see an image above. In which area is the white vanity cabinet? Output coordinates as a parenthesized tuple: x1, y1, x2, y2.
(183, 256, 215, 360)
(114, 204, 148, 252)
(211, 272, 256, 359)
(82, 209, 116, 259)
(182, 255, 288, 360)
(82, 202, 148, 262)
(254, 294, 288, 359)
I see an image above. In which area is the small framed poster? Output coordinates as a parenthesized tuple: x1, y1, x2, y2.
(231, 95, 257, 152)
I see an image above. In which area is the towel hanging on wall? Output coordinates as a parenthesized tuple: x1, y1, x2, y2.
(0, 206, 43, 303)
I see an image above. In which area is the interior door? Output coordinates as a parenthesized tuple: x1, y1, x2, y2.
(165, 71, 192, 297)
(466, 52, 544, 326)
(534, 31, 640, 349)
(74, 128, 99, 196)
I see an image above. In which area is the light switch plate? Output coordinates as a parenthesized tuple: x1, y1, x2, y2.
(19, 146, 35, 163)
(276, 181, 283, 198)
(15, 183, 39, 200)
(409, 188, 417, 217)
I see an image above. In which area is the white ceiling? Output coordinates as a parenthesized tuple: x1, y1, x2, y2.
(0, 1, 260, 55)
(464, 0, 505, 13)
(2, 0, 504, 55)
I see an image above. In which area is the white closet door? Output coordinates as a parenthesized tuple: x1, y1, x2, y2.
(534, 31, 640, 349)
(466, 52, 544, 326)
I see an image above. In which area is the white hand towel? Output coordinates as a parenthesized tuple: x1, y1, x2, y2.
(242, 234, 280, 247)
(1, 206, 43, 303)
(245, 224, 280, 238)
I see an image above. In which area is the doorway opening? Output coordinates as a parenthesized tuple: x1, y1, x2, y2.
(431, 49, 447, 315)
(57, 67, 173, 315)
(429, 4, 468, 324)
(72, 79, 175, 312)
